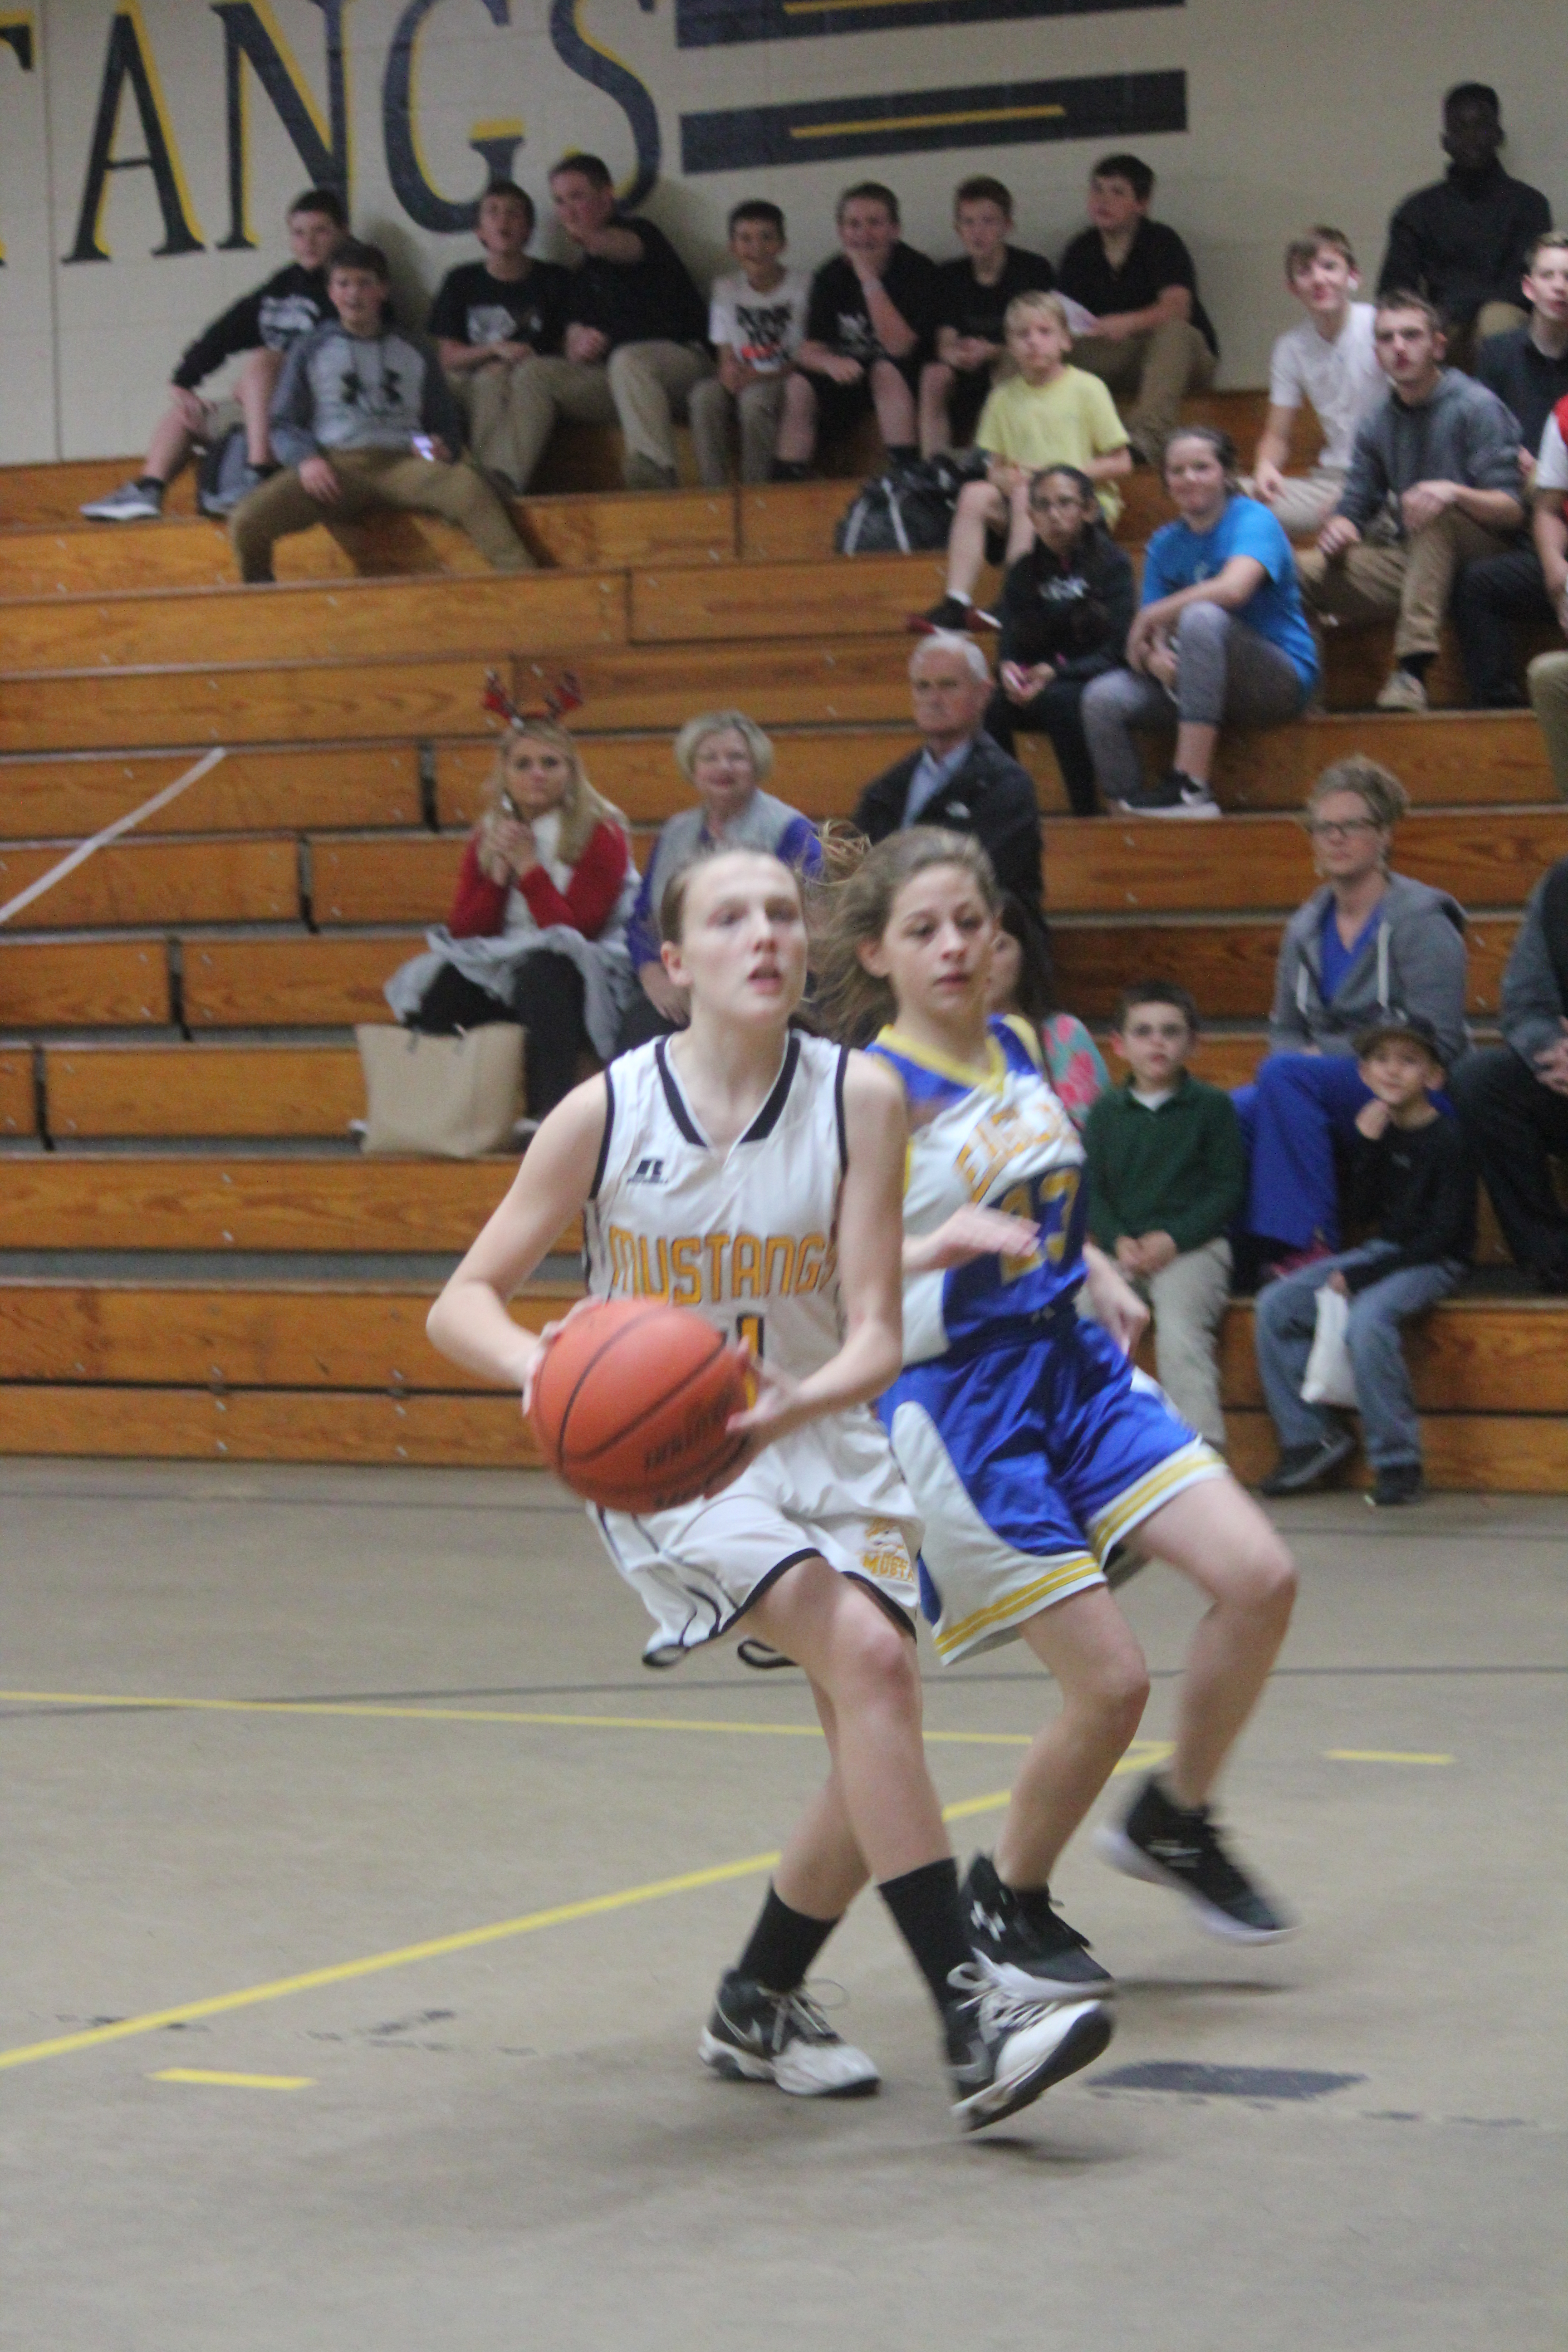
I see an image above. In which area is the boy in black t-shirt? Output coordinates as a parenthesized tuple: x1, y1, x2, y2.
(920, 176, 1055, 458)
(500, 152, 712, 492)
(82, 187, 345, 522)
(428, 180, 570, 493)
(1056, 153, 1217, 465)
(772, 181, 937, 479)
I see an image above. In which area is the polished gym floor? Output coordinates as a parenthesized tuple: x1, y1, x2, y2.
(3, 1461, 1563, 2352)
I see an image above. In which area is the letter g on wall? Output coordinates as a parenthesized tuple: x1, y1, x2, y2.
(382, 0, 523, 232)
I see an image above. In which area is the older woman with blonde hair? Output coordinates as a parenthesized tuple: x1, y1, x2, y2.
(618, 707, 821, 1048)
(386, 717, 636, 1119)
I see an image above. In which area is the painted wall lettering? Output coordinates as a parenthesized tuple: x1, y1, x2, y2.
(382, 0, 522, 233)
(549, 0, 659, 207)
(66, 3, 204, 262)
(212, 0, 350, 250)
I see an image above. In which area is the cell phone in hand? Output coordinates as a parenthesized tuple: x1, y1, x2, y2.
(412, 434, 436, 461)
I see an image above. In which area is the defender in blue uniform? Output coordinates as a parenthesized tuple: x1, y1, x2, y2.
(817, 828, 1299, 1987)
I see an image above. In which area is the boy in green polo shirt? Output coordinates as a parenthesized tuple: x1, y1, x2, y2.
(1084, 980, 1245, 1447)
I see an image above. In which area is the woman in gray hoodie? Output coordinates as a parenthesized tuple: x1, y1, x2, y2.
(1236, 756, 1469, 1257)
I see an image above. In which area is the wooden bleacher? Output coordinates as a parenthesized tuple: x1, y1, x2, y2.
(0, 387, 1560, 1487)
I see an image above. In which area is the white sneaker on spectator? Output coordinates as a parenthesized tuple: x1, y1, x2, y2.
(80, 480, 164, 522)
(1375, 668, 1428, 713)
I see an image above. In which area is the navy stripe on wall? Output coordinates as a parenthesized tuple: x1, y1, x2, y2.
(677, 0, 1179, 47)
(681, 70, 1186, 174)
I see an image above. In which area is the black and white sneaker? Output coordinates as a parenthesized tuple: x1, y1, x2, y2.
(1259, 1430, 1355, 1495)
(1366, 1462, 1422, 1508)
(1095, 1775, 1294, 1944)
(944, 1965, 1112, 2131)
(79, 478, 164, 522)
(1114, 768, 1221, 820)
(962, 1852, 1115, 2000)
(699, 1971, 880, 2097)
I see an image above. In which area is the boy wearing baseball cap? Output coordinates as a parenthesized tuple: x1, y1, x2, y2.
(1254, 1014, 1475, 1505)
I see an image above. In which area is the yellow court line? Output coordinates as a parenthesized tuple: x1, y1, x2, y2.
(149, 2069, 314, 2089)
(1325, 1749, 1453, 1764)
(791, 102, 1065, 140)
(0, 1752, 1176, 2078)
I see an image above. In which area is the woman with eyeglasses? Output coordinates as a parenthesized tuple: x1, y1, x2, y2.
(1235, 755, 1469, 1272)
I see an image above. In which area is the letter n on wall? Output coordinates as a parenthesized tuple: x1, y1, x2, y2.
(211, 0, 350, 250)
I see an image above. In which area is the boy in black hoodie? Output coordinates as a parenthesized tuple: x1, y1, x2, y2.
(1254, 1014, 1475, 1506)
(81, 188, 345, 522)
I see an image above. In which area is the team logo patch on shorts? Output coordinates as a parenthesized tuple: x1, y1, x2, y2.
(860, 1518, 917, 1591)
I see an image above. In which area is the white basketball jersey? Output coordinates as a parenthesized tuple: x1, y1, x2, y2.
(584, 1032, 849, 1377)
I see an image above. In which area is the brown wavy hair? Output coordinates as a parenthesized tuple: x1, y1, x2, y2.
(810, 827, 1000, 1046)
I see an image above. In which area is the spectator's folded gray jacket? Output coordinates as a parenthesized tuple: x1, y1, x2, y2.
(1268, 872, 1469, 1067)
(270, 322, 464, 466)
(1499, 858, 1568, 1068)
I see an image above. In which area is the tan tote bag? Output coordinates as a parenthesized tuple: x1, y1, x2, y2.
(356, 1022, 524, 1158)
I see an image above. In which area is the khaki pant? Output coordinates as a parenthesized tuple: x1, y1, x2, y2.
(1528, 647, 1568, 797)
(1137, 1235, 1232, 1450)
(1068, 317, 1215, 460)
(688, 373, 787, 485)
(1296, 507, 1519, 658)
(1241, 466, 1344, 540)
(229, 446, 532, 582)
(1448, 300, 1528, 369)
(502, 343, 714, 489)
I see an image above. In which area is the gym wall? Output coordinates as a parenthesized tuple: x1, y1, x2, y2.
(0, 0, 1563, 464)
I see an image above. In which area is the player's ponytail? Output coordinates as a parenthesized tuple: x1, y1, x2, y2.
(811, 827, 1001, 1046)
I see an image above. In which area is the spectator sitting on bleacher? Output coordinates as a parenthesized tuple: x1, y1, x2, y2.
(80, 187, 345, 524)
(853, 634, 1044, 913)
(1234, 757, 1469, 1274)
(1297, 293, 1525, 713)
(1249, 227, 1383, 539)
(1450, 855, 1568, 1292)
(230, 241, 533, 581)
(1085, 980, 1245, 1451)
(618, 711, 821, 1051)
(1255, 1014, 1475, 1509)
(386, 720, 634, 1122)
(1082, 426, 1318, 820)
(1524, 403, 1568, 793)
(428, 180, 572, 495)
(918, 176, 1056, 459)
(1054, 152, 1218, 466)
(1452, 236, 1568, 706)
(499, 153, 712, 494)
(985, 888, 1107, 1131)
(1378, 83, 1549, 365)
(771, 182, 937, 481)
(918, 291, 1130, 632)
(688, 202, 810, 488)
(982, 465, 1135, 817)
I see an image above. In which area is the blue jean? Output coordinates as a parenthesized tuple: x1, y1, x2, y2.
(1253, 1242, 1464, 1470)
(1234, 1054, 1372, 1249)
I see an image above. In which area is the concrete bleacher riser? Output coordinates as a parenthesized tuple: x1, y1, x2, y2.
(0, 412, 1560, 1485)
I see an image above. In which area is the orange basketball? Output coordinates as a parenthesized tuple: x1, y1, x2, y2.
(530, 1298, 750, 1512)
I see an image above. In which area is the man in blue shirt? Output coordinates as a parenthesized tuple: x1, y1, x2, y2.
(1081, 426, 1318, 818)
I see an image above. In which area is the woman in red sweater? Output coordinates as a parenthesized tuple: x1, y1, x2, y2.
(385, 720, 635, 1119)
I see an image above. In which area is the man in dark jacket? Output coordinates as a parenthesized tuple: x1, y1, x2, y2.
(81, 187, 345, 522)
(853, 632, 1043, 912)
(1378, 84, 1549, 360)
(1450, 857, 1568, 1289)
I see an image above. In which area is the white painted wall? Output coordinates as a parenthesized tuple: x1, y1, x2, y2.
(2, 0, 1564, 464)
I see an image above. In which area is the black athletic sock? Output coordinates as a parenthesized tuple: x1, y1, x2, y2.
(769, 458, 809, 482)
(878, 1857, 973, 2014)
(884, 442, 918, 469)
(252, 460, 280, 480)
(135, 475, 165, 494)
(1396, 652, 1434, 681)
(736, 1883, 840, 1991)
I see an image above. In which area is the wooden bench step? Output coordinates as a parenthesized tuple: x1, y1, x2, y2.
(181, 934, 421, 1028)
(0, 834, 298, 928)
(0, 745, 422, 840)
(42, 1041, 365, 1139)
(0, 937, 171, 1025)
(0, 1154, 517, 1252)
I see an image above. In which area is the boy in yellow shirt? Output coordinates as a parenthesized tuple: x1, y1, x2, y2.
(920, 291, 1131, 631)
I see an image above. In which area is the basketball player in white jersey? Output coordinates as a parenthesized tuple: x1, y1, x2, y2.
(428, 846, 1112, 2130)
(810, 829, 1298, 1987)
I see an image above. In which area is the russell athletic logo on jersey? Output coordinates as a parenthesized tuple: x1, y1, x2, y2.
(627, 1157, 667, 1186)
(602, 1225, 835, 1304)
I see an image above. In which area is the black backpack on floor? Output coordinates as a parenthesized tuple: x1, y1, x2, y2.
(834, 452, 980, 555)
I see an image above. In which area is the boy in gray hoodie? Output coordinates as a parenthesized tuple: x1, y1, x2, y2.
(1233, 757, 1469, 1259)
(1451, 854, 1568, 1289)
(230, 240, 533, 583)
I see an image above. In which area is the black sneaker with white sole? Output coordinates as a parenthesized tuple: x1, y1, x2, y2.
(1114, 768, 1221, 820)
(1095, 1775, 1294, 1944)
(961, 1852, 1115, 2000)
(943, 1964, 1112, 2131)
(699, 1971, 880, 2097)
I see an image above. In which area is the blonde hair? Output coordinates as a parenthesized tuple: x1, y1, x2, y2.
(1307, 755, 1408, 833)
(811, 828, 1000, 1047)
(483, 719, 627, 867)
(1004, 289, 1070, 339)
(672, 709, 775, 786)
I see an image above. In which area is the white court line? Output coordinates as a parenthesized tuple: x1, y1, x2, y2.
(0, 746, 227, 926)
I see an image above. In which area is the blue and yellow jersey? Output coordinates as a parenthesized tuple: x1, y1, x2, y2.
(868, 1015, 1087, 1364)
